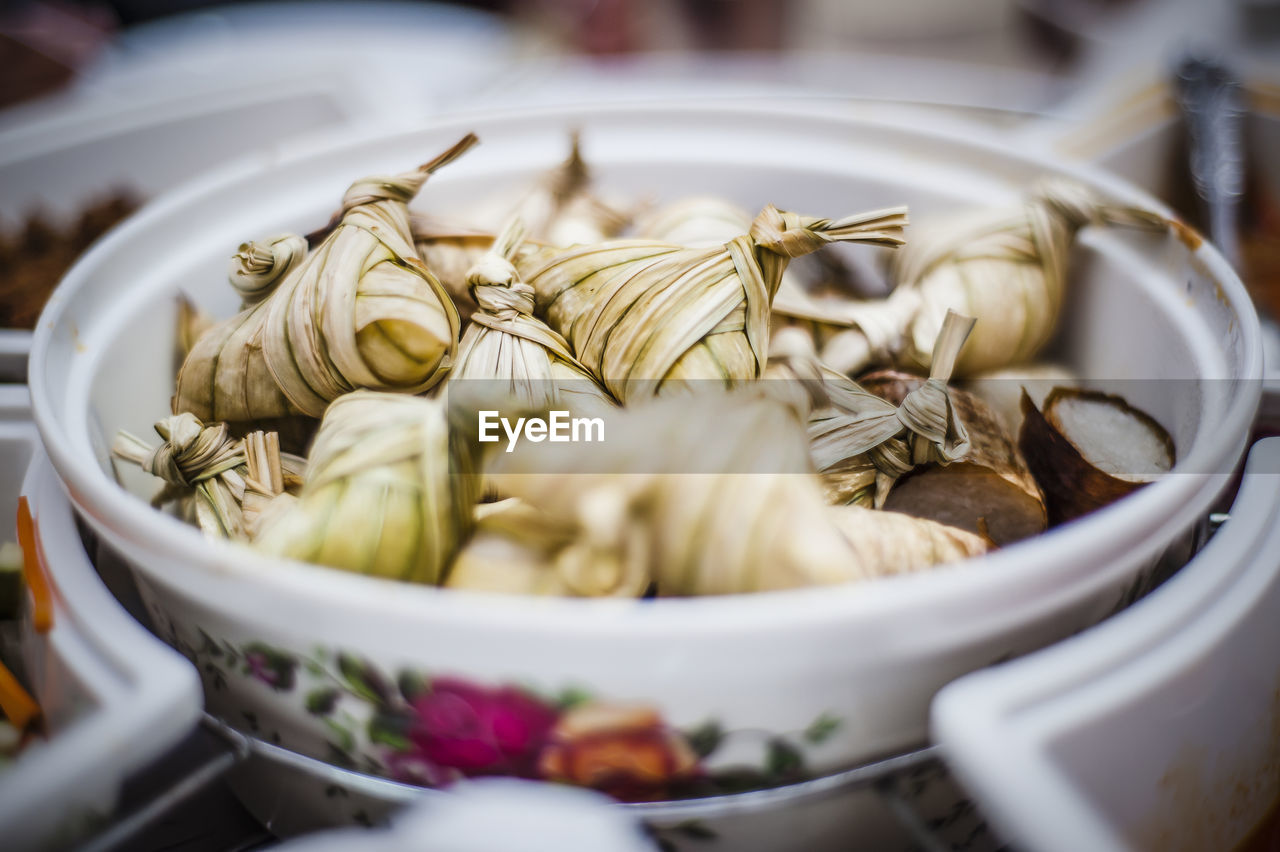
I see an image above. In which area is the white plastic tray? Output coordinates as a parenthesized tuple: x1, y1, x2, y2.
(0, 1, 516, 384)
(933, 437, 1280, 851)
(0, 401, 201, 850)
(0, 80, 361, 384)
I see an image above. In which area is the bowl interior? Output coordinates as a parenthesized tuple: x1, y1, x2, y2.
(28, 103, 1261, 619)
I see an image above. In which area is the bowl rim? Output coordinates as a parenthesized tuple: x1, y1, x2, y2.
(27, 99, 1264, 634)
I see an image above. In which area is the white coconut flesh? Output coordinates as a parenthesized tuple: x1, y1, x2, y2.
(1049, 395, 1174, 482)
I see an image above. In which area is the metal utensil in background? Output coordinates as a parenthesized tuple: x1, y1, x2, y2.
(1174, 52, 1280, 437)
(1171, 54, 1266, 531)
(1173, 53, 1248, 270)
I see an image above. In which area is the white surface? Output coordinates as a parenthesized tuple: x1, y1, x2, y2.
(25, 103, 1262, 783)
(3, 1, 514, 135)
(0, 423, 202, 850)
(934, 437, 1280, 852)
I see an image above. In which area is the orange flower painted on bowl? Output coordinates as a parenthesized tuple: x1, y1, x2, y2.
(537, 703, 701, 802)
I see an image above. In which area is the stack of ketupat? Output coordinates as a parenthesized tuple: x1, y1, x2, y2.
(115, 132, 1180, 597)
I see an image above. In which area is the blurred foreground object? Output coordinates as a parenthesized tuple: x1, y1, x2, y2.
(271, 778, 658, 852)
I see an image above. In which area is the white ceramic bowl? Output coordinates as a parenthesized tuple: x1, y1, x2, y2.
(27, 103, 1262, 803)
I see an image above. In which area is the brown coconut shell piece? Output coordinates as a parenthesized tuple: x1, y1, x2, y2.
(859, 369, 1047, 545)
(1017, 387, 1175, 525)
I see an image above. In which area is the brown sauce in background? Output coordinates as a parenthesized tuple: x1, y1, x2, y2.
(0, 192, 139, 329)
(1236, 797, 1280, 852)
(1242, 190, 1280, 324)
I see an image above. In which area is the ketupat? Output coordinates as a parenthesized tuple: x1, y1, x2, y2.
(112, 413, 250, 539)
(144, 134, 1179, 597)
(521, 204, 908, 403)
(501, 131, 632, 248)
(410, 216, 497, 325)
(450, 217, 617, 420)
(410, 133, 630, 324)
(251, 391, 479, 584)
(174, 134, 476, 423)
(820, 179, 1173, 377)
(634, 195, 751, 247)
(112, 414, 304, 541)
(487, 391, 988, 595)
(446, 497, 650, 597)
(762, 326, 913, 508)
(861, 370, 1047, 545)
(801, 310, 976, 508)
(638, 195, 869, 326)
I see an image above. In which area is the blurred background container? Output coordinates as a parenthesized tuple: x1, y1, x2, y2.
(4, 0, 1277, 385)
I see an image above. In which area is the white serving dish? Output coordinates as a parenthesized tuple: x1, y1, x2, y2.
(933, 436, 1280, 851)
(0, 411, 202, 851)
(26, 103, 1262, 807)
(0, 1, 515, 384)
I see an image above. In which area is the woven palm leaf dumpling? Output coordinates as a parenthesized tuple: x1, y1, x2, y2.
(816, 178, 1177, 378)
(410, 132, 635, 325)
(173, 133, 476, 427)
(520, 203, 908, 403)
(119, 130, 1176, 598)
(450, 216, 617, 421)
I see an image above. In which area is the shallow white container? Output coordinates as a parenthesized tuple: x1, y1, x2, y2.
(0, 82, 358, 383)
(934, 436, 1280, 851)
(0, 411, 201, 851)
(25, 104, 1262, 811)
(0, 1, 515, 383)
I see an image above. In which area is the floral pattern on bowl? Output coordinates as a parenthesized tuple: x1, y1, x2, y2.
(186, 632, 841, 803)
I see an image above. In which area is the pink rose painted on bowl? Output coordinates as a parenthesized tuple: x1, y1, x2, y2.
(405, 677, 558, 778)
